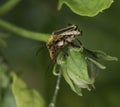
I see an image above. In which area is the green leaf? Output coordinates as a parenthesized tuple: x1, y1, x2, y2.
(0, 63, 9, 89)
(92, 50, 118, 61)
(11, 72, 45, 107)
(87, 57, 106, 69)
(56, 47, 95, 96)
(66, 48, 93, 84)
(58, 0, 114, 16)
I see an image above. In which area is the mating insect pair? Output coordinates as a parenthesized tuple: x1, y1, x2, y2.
(46, 24, 83, 60)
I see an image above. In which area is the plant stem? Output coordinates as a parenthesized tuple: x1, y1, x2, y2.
(48, 70, 62, 107)
(0, 0, 21, 15)
(0, 19, 49, 42)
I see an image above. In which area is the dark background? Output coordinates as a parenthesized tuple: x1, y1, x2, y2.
(0, 0, 120, 107)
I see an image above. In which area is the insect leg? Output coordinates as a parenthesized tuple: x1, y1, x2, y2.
(76, 38, 97, 58)
(65, 40, 80, 48)
(76, 38, 82, 46)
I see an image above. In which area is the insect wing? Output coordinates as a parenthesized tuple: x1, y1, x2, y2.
(53, 25, 77, 35)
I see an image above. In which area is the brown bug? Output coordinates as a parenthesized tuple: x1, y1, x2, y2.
(46, 25, 82, 60)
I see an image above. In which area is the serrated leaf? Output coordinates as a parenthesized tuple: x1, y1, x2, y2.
(58, 0, 114, 16)
(11, 72, 45, 107)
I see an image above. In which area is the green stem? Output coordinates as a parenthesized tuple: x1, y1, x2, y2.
(0, 0, 21, 15)
(0, 19, 49, 42)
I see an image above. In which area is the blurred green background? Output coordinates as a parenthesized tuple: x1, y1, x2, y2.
(0, 0, 120, 107)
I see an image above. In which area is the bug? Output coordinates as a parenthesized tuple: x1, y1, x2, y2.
(46, 25, 82, 60)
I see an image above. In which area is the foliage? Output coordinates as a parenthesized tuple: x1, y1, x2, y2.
(58, 0, 113, 16)
(53, 46, 117, 96)
(0, 0, 119, 107)
(0, 0, 21, 15)
(11, 72, 45, 107)
(0, 19, 49, 42)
